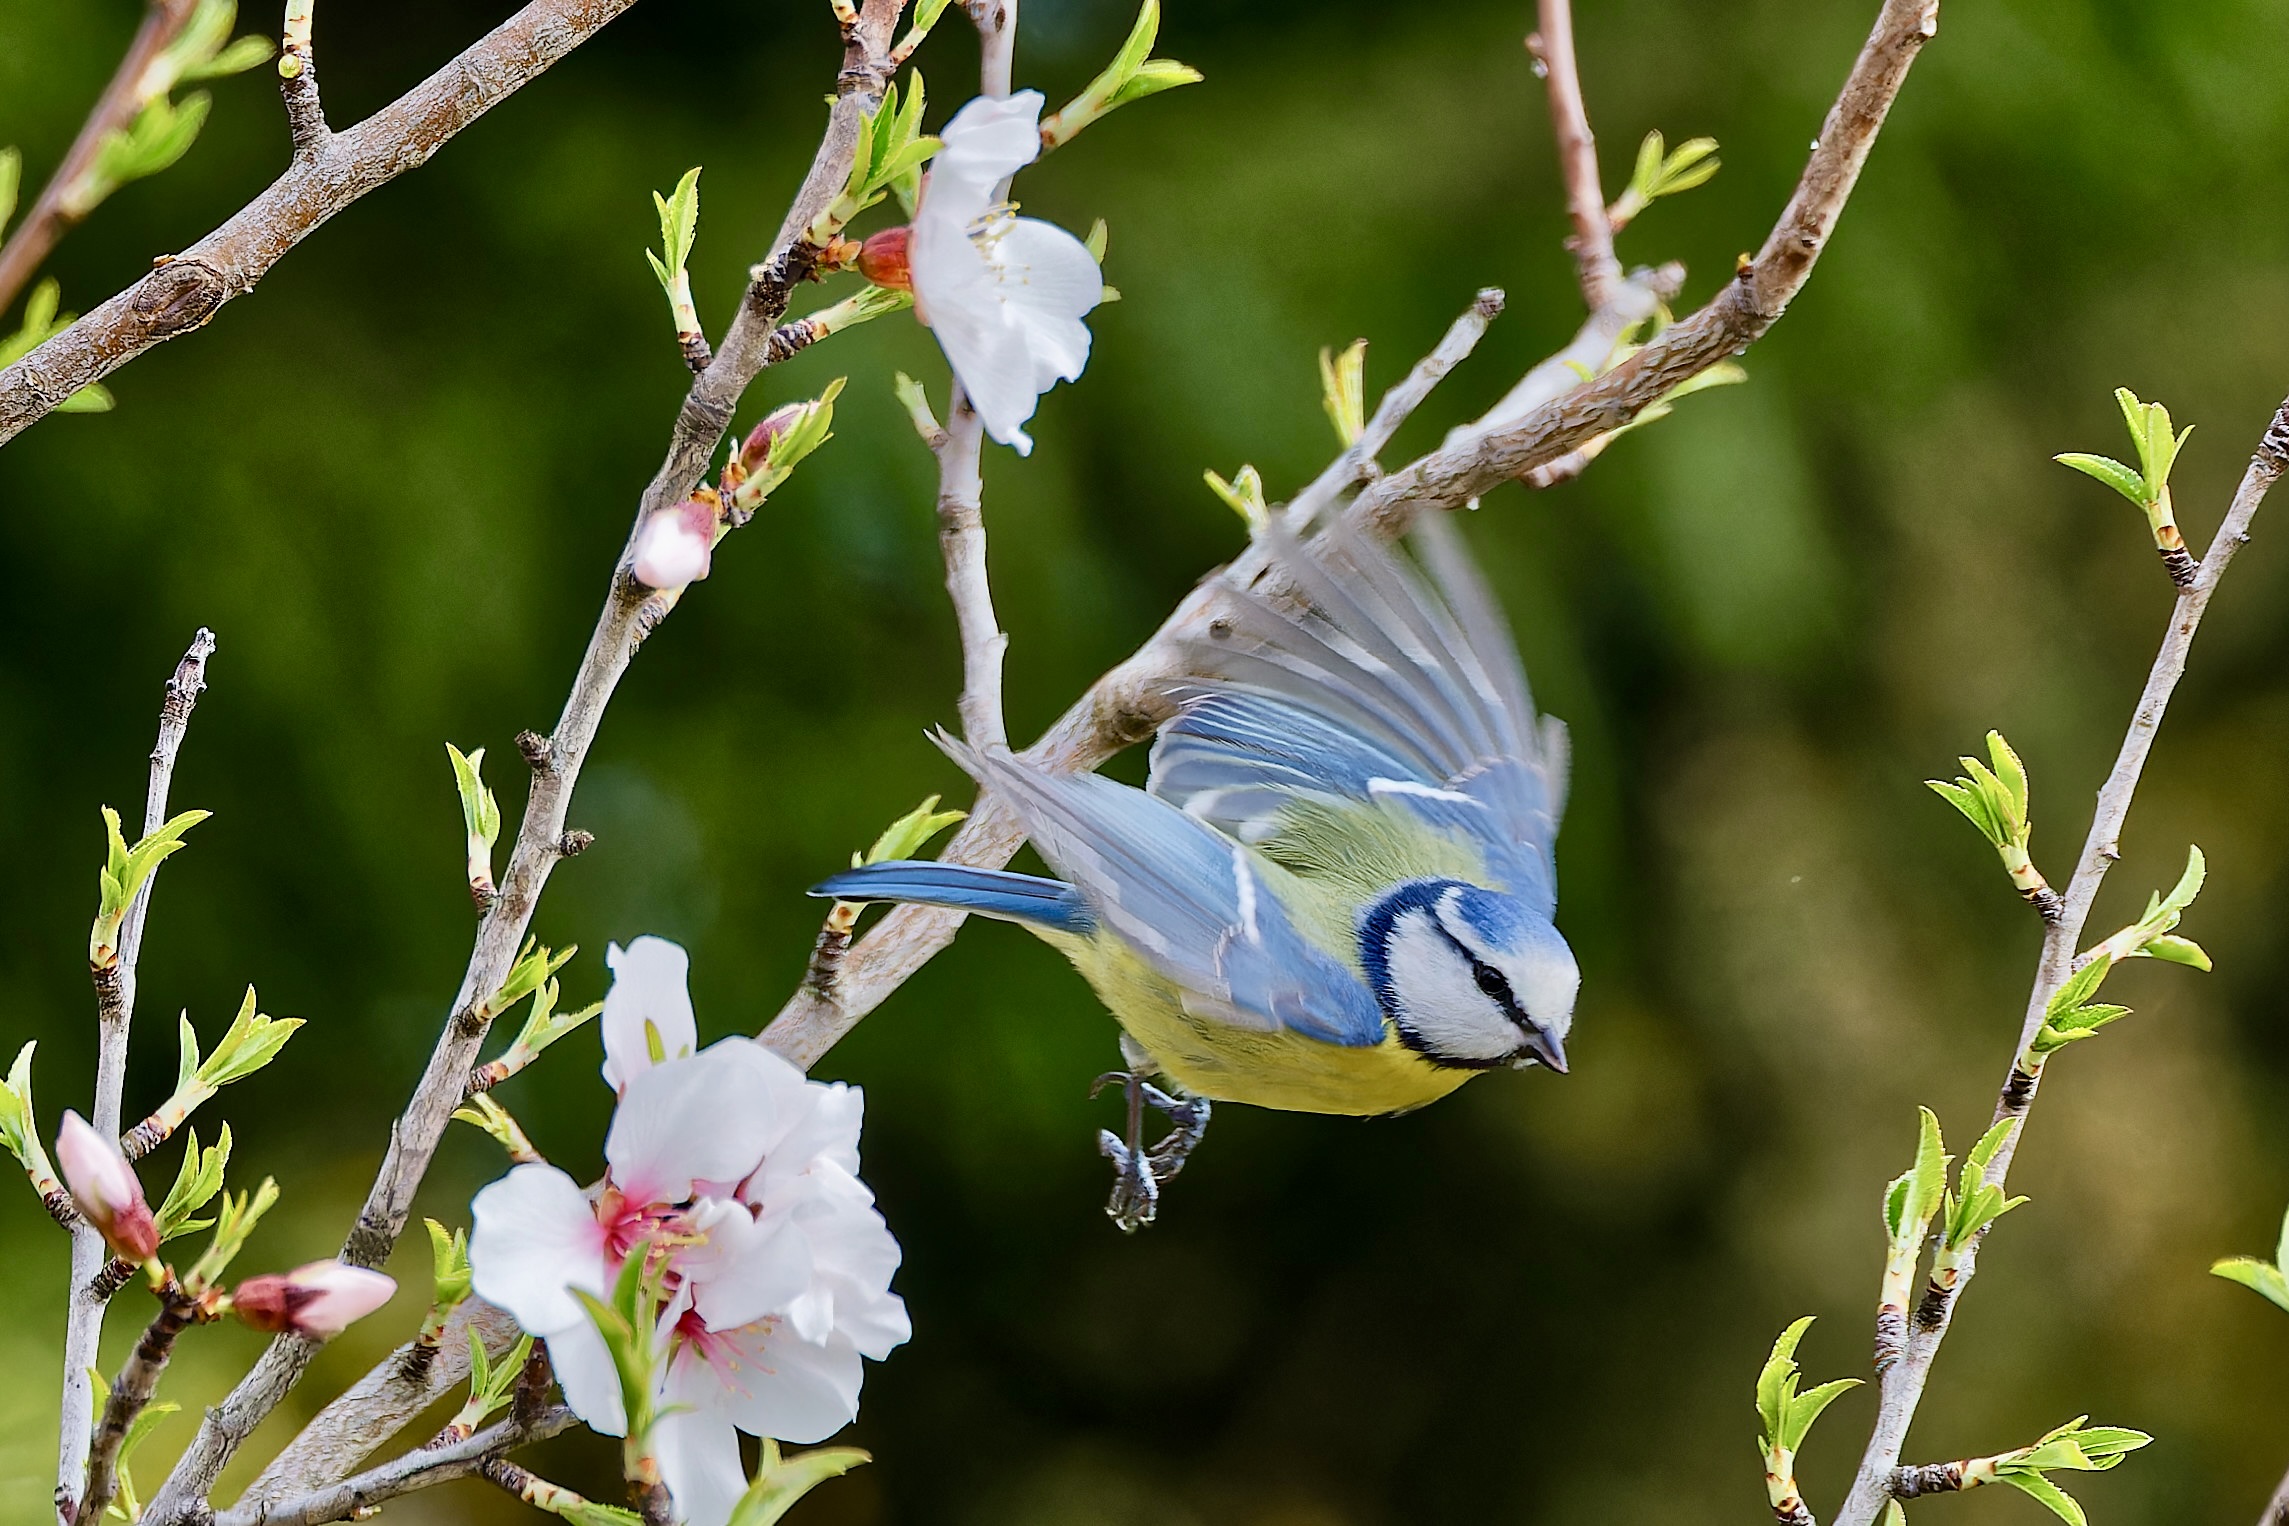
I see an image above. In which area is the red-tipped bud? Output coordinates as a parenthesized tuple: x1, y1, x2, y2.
(57, 1110, 158, 1262)
(856, 226, 913, 292)
(233, 1261, 397, 1338)
(631, 498, 717, 591)
(739, 403, 808, 473)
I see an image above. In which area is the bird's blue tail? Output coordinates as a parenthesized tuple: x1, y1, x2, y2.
(810, 861, 1096, 936)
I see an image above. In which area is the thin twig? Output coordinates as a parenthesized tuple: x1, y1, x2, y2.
(57, 628, 213, 1526)
(2258, 1459, 2289, 1526)
(759, 0, 1940, 1072)
(210, 1407, 577, 1526)
(139, 9, 909, 1519)
(1528, 0, 1623, 309)
(1279, 287, 1507, 537)
(82, 1286, 202, 1522)
(234, 1300, 522, 1511)
(0, 0, 199, 316)
(0, 0, 640, 446)
(278, 0, 328, 159)
(1830, 395, 2289, 1526)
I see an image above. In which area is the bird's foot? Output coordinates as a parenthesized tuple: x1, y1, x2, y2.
(1089, 1070, 1212, 1233)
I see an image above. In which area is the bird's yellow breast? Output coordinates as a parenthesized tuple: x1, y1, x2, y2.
(1049, 931, 1476, 1117)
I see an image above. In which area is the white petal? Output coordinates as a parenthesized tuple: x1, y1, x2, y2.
(468, 1164, 607, 1337)
(714, 1326, 864, 1445)
(688, 1204, 814, 1331)
(606, 1039, 783, 1203)
(544, 1317, 627, 1437)
(996, 217, 1102, 386)
(602, 937, 699, 1092)
(651, 1396, 749, 1526)
(931, 90, 1046, 191)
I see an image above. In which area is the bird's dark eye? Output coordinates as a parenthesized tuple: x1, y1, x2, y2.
(1472, 962, 1509, 1002)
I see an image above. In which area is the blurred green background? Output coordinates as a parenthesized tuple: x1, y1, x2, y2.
(6, 0, 2289, 1521)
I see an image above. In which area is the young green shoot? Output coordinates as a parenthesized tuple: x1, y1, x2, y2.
(644, 168, 707, 370)
(126, 991, 302, 1158)
(1927, 730, 2060, 921)
(151, 1125, 232, 1246)
(0, 1041, 72, 1219)
(471, 976, 603, 1092)
(725, 1440, 873, 1526)
(183, 1175, 280, 1292)
(1038, 0, 1202, 150)
(2056, 387, 2200, 587)
(2084, 845, 2210, 970)
(1320, 340, 1367, 448)
(1756, 1318, 1860, 1524)
(453, 1093, 543, 1165)
(91, 806, 210, 968)
(482, 939, 577, 1024)
(0, 280, 112, 411)
(726, 379, 845, 514)
(1926, 1119, 2026, 1313)
(808, 78, 937, 246)
(1606, 130, 1721, 233)
(1877, 1107, 1950, 1367)
(448, 743, 503, 906)
(1205, 465, 1269, 532)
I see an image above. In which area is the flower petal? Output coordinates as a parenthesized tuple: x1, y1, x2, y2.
(995, 217, 1101, 386)
(544, 1317, 627, 1437)
(713, 1325, 865, 1445)
(606, 1039, 785, 1203)
(687, 1201, 814, 1331)
(602, 936, 700, 1092)
(931, 90, 1046, 192)
(469, 1163, 607, 1337)
(652, 1398, 750, 1526)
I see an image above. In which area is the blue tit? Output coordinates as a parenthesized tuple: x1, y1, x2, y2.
(814, 515, 1577, 1221)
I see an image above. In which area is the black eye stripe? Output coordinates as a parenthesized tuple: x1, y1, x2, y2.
(1437, 925, 1530, 1027)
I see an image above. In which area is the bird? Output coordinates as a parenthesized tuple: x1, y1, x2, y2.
(812, 514, 1578, 1228)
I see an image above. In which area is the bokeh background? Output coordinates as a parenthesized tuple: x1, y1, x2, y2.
(5, 0, 2289, 1521)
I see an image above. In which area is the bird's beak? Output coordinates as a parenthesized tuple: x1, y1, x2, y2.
(1524, 1025, 1569, 1075)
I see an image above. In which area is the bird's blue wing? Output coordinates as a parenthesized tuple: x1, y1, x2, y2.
(1150, 516, 1568, 913)
(954, 742, 1386, 1047)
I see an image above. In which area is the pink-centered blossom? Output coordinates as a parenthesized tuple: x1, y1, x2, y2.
(909, 90, 1101, 456)
(232, 1261, 397, 1338)
(57, 1109, 157, 1262)
(469, 938, 908, 1526)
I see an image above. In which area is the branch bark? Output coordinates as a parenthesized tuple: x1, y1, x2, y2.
(57, 628, 214, 1526)
(758, 0, 1942, 1070)
(82, 1288, 200, 1522)
(0, 0, 200, 316)
(1831, 396, 2289, 1526)
(0, 0, 640, 447)
(140, 8, 908, 1518)
(1527, 0, 1622, 309)
(210, 1408, 577, 1526)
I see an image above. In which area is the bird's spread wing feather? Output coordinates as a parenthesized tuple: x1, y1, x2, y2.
(1150, 516, 1567, 913)
(950, 740, 1386, 1047)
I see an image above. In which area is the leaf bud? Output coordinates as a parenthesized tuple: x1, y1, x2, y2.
(740, 402, 810, 473)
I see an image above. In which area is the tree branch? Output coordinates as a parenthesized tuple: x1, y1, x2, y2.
(758, 0, 1941, 1071)
(210, 1408, 577, 1526)
(139, 8, 909, 1518)
(1527, 0, 1622, 309)
(0, 0, 640, 447)
(1830, 394, 2289, 1526)
(233, 1299, 523, 1512)
(0, 0, 199, 317)
(82, 1286, 203, 1522)
(57, 628, 214, 1526)
(278, 0, 328, 160)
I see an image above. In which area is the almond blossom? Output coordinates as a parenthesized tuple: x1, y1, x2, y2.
(469, 936, 908, 1526)
(56, 1108, 157, 1261)
(908, 90, 1102, 456)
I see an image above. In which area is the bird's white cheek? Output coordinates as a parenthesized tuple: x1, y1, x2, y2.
(1384, 922, 1516, 1064)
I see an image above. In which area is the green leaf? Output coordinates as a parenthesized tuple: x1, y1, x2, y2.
(446, 744, 502, 849)
(153, 1124, 231, 1242)
(861, 796, 967, 866)
(1204, 465, 1268, 529)
(2213, 1256, 2289, 1315)
(1319, 339, 1367, 448)
(1926, 779, 2003, 845)
(726, 1441, 872, 1526)
(2143, 934, 2211, 970)
(1998, 1469, 2088, 1526)
(0, 146, 19, 239)
(183, 32, 275, 81)
(1756, 1316, 1813, 1436)
(1040, 0, 1201, 147)
(425, 1218, 473, 1309)
(1985, 731, 2029, 818)
(1885, 1106, 1950, 1240)
(2055, 452, 2148, 508)
(650, 166, 702, 286)
(489, 939, 577, 1018)
(195, 988, 302, 1090)
(0, 1040, 44, 1171)
(184, 1173, 277, 1288)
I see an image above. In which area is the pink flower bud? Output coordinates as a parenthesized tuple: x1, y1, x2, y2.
(631, 498, 716, 591)
(739, 402, 808, 473)
(233, 1261, 397, 1338)
(57, 1110, 158, 1262)
(856, 226, 913, 292)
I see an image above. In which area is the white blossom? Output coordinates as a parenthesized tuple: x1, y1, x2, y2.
(910, 90, 1102, 456)
(468, 939, 908, 1526)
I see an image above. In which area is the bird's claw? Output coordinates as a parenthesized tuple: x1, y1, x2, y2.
(1090, 1070, 1211, 1232)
